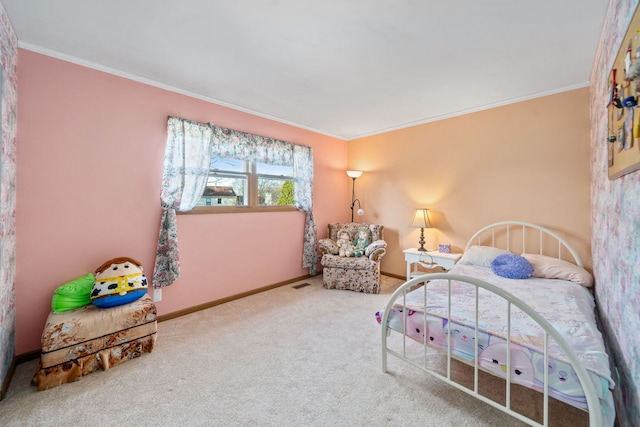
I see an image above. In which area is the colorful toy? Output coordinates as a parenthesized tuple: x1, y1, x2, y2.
(51, 273, 95, 313)
(91, 256, 148, 308)
(479, 341, 535, 388)
(336, 228, 352, 257)
(348, 226, 370, 257)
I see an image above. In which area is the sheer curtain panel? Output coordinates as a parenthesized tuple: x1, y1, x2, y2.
(152, 118, 213, 288)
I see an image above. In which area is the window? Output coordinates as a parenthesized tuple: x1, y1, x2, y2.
(155, 116, 318, 287)
(193, 156, 295, 212)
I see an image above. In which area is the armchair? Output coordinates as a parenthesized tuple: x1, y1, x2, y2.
(317, 222, 387, 293)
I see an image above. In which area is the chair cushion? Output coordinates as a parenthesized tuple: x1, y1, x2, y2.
(321, 254, 378, 271)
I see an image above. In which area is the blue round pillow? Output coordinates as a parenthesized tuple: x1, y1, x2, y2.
(490, 253, 533, 279)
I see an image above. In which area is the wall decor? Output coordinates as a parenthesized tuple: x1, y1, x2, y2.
(608, 3, 640, 179)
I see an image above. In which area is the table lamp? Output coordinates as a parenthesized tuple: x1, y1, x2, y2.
(410, 208, 433, 251)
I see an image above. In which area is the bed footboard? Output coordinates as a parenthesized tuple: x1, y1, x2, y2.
(380, 273, 604, 427)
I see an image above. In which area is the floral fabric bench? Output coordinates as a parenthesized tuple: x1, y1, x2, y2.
(32, 294, 157, 391)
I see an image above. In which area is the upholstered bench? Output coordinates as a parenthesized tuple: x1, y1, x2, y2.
(32, 294, 157, 391)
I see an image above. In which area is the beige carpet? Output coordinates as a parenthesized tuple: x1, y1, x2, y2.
(0, 275, 587, 426)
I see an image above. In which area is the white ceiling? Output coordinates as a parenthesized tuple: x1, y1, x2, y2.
(3, 0, 608, 140)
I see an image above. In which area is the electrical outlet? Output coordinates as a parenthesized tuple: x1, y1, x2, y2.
(153, 288, 162, 302)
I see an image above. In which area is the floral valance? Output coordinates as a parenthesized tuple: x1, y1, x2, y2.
(211, 126, 294, 167)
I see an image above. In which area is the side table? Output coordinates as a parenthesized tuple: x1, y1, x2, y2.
(403, 248, 462, 281)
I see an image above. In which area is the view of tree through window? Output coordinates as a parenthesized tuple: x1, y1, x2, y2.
(198, 157, 294, 208)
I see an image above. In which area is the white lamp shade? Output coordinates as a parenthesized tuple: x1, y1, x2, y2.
(410, 209, 433, 228)
(346, 170, 363, 178)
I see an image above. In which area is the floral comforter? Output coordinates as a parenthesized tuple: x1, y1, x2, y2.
(377, 264, 615, 421)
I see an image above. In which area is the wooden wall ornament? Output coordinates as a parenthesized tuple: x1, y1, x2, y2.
(608, 3, 640, 180)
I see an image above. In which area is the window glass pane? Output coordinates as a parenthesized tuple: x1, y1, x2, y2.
(258, 178, 294, 206)
(199, 175, 247, 207)
(197, 157, 297, 209)
(256, 162, 293, 177)
(210, 156, 245, 172)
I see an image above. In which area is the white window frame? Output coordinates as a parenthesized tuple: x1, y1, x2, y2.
(189, 158, 296, 214)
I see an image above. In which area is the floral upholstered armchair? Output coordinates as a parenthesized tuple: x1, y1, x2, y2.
(317, 222, 387, 293)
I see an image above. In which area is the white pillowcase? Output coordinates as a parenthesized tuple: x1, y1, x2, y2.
(521, 253, 594, 288)
(458, 246, 512, 268)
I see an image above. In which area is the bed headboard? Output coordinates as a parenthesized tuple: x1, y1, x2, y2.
(464, 221, 583, 267)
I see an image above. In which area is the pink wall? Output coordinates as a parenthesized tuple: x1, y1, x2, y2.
(15, 49, 348, 354)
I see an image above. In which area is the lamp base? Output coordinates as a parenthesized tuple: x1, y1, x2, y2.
(417, 228, 427, 251)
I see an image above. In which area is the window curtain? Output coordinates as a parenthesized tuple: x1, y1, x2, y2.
(152, 118, 213, 288)
(293, 145, 317, 275)
(153, 117, 318, 288)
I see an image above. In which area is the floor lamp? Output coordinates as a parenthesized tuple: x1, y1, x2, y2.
(347, 170, 364, 222)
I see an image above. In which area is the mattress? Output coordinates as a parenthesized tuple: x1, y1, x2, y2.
(376, 264, 615, 418)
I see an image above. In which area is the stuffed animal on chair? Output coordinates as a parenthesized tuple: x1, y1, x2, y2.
(348, 226, 371, 257)
(91, 256, 148, 308)
(336, 228, 353, 257)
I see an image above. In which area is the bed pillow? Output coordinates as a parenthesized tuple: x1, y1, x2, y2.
(490, 253, 534, 279)
(458, 245, 512, 267)
(521, 253, 594, 288)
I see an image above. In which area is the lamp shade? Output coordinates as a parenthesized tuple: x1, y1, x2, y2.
(346, 170, 363, 178)
(410, 209, 433, 228)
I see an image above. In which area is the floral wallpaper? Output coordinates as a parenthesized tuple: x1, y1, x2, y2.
(590, 1, 640, 425)
(0, 0, 17, 396)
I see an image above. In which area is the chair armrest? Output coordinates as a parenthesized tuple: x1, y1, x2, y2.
(318, 238, 339, 255)
(365, 240, 387, 262)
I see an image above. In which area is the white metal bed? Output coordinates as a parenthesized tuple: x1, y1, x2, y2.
(378, 222, 614, 426)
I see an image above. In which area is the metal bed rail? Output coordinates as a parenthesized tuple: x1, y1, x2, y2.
(380, 273, 602, 427)
(465, 221, 584, 268)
